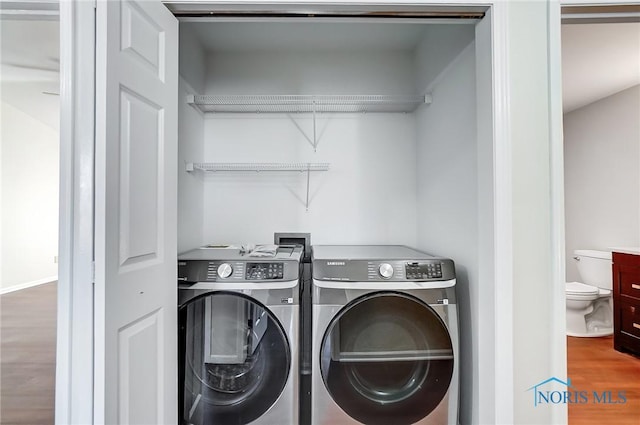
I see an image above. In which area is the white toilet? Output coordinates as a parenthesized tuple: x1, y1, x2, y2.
(565, 249, 613, 337)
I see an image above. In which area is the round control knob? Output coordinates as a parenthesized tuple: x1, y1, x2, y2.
(217, 263, 233, 278)
(378, 263, 394, 279)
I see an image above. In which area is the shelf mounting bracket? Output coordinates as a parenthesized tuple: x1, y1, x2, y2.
(312, 100, 318, 152)
(287, 100, 321, 151)
(305, 163, 311, 211)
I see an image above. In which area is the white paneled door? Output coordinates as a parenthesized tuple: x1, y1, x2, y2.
(95, 0, 178, 423)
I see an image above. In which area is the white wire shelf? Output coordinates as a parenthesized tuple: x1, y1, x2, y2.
(186, 94, 431, 113)
(186, 162, 330, 172)
(185, 162, 330, 210)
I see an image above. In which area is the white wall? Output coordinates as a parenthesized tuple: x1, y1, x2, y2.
(1, 100, 59, 290)
(205, 49, 417, 95)
(177, 78, 205, 253)
(415, 41, 477, 425)
(414, 25, 475, 93)
(201, 112, 418, 244)
(198, 49, 418, 245)
(178, 25, 207, 94)
(564, 85, 640, 281)
(178, 27, 207, 253)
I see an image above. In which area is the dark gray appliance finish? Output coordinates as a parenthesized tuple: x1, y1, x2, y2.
(310, 245, 459, 425)
(178, 245, 303, 284)
(274, 233, 313, 425)
(312, 245, 455, 282)
(178, 244, 303, 425)
(180, 293, 291, 425)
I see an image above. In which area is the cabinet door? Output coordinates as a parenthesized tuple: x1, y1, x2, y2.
(94, 0, 178, 423)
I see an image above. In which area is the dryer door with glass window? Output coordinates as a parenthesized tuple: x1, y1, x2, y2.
(320, 292, 454, 425)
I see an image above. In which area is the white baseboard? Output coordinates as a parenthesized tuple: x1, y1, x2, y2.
(0, 276, 58, 295)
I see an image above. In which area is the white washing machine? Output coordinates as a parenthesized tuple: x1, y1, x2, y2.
(178, 245, 303, 425)
(311, 245, 459, 425)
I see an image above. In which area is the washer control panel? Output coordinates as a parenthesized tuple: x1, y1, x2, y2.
(378, 263, 394, 279)
(179, 260, 298, 283)
(246, 262, 284, 280)
(217, 263, 233, 278)
(405, 262, 443, 279)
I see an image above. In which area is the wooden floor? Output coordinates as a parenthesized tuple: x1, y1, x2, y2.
(0, 282, 56, 425)
(568, 336, 640, 425)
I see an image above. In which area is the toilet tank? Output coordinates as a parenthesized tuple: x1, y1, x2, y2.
(574, 249, 613, 289)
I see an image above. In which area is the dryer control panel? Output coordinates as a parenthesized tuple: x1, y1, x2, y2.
(405, 262, 443, 279)
(315, 258, 455, 282)
(312, 245, 455, 283)
(365, 260, 449, 281)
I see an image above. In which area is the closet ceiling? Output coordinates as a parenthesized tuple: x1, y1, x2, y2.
(189, 22, 432, 51)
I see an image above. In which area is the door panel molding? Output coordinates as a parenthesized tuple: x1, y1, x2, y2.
(94, 1, 178, 423)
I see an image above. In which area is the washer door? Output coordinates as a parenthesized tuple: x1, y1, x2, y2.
(180, 292, 290, 425)
(320, 292, 454, 425)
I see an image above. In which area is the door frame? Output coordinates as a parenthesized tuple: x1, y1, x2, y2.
(56, 1, 96, 424)
(546, 1, 640, 423)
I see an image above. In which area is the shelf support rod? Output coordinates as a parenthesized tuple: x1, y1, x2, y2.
(305, 163, 311, 211)
(312, 100, 317, 152)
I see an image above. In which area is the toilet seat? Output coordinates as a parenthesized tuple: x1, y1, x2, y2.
(566, 281, 598, 295)
(565, 281, 610, 299)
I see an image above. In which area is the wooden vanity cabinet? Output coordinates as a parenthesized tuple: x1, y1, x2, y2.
(613, 252, 640, 356)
